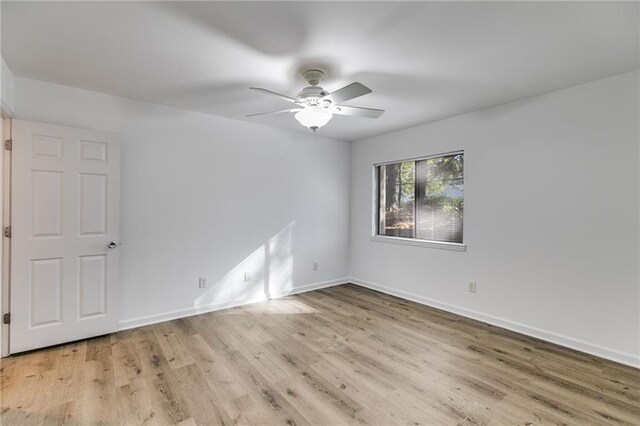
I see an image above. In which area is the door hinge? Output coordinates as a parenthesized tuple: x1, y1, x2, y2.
(2, 313, 9, 325)
(4, 139, 11, 151)
(3, 226, 11, 238)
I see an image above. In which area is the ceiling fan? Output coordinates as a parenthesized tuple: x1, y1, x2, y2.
(247, 69, 384, 132)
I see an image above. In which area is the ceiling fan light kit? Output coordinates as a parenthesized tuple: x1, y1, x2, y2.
(294, 108, 333, 131)
(248, 69, 384, 132)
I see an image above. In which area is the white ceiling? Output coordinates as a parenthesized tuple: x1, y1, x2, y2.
(2, 1, 638, 141)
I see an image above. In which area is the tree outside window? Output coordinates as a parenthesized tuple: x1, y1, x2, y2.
(378, 153, 463, 244)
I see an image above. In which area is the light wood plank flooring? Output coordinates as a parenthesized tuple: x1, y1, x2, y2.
(1, 284, 639, 425)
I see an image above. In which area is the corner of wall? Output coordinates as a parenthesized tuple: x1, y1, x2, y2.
(1, 56, 15, 116)
(346, 140, 354, 278)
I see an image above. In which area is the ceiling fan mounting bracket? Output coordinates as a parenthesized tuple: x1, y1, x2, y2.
(302, 69, 325, 86)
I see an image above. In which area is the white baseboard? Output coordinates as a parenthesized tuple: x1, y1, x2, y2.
(348, 277, 640, 369)
(118, 277, 349, 331)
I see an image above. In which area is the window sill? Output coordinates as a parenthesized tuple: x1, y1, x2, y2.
(369, 235, 467, 252)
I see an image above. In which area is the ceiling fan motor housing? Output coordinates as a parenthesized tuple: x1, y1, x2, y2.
(296, 86, 330, 107)
(296, 69, 331, 107)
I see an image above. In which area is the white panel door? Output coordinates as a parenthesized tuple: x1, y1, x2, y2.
(10, 120, 120, 353)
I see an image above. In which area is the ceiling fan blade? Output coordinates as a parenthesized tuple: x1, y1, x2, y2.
(246, 108, 301, 117)
(249, 87, 299, 104)
(322, 82, 372, 104)
(330, 105, 384, 118)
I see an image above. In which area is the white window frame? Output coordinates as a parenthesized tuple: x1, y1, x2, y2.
(370, 150, 466, 252)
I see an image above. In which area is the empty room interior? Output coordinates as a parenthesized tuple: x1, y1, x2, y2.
(0, 1, 639, 425)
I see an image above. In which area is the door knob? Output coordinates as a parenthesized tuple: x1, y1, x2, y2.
(107, 241, 121, 249)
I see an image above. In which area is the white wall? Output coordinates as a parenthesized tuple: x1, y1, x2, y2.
(1, 57, 15, 114)
(349, 71, 640, 367)
(13, 77, 351, 328)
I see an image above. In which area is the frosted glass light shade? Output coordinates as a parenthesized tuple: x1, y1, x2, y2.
(295, 108, 332, 131)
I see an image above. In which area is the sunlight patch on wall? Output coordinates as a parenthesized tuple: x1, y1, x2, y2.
(193, 222, 295, 311)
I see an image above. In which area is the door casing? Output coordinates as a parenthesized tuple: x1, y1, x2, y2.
(1, 111, 11, 357)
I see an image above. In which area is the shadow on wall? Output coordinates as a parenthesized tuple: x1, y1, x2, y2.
(193, 222, 296, 312)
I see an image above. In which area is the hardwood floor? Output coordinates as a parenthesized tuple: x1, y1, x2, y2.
(1, 284, 639, 425)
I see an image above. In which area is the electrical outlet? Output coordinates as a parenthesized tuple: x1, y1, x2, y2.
(313, 262, 319, 272)
(468, 281, 477, 293)
(198, 277, 207, 289)
(244, 272, 250, 282)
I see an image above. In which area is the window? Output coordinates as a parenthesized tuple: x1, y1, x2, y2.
(376, 152, 464, 246)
